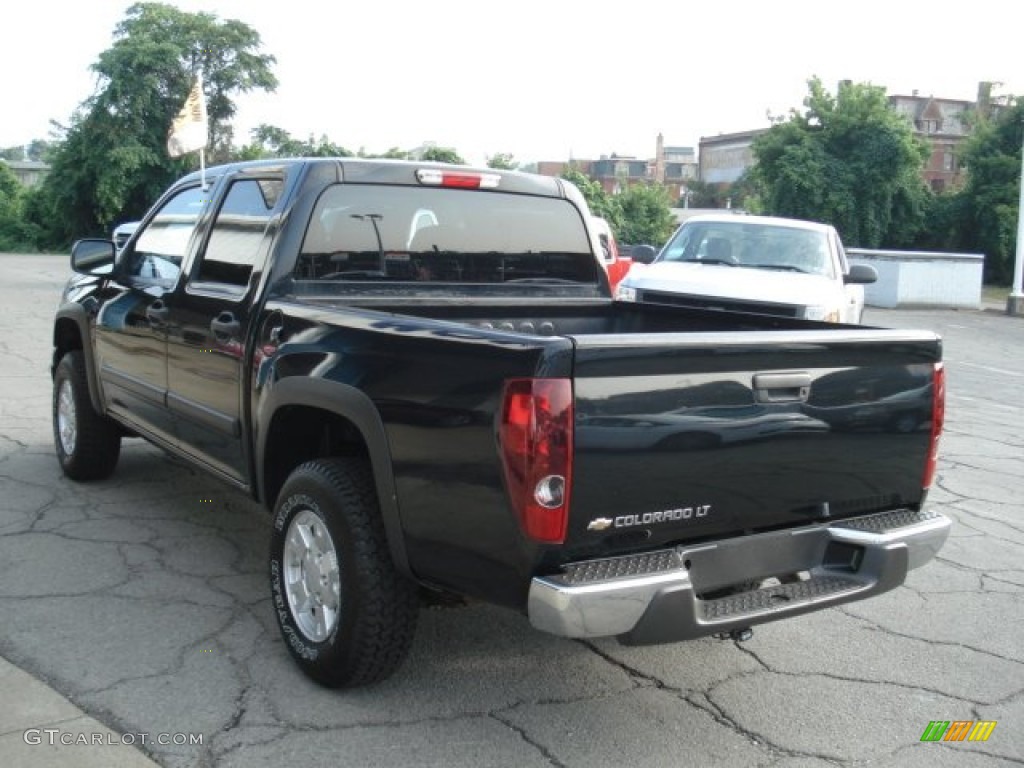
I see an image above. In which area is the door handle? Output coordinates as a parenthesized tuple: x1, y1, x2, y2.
(753, 372, 812, 403)
(146, 301, 169, 325)
(211, 312, 241, 338)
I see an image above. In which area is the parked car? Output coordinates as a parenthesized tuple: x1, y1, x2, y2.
(616, 214, 877, 323)
(590, 216, 631, 291)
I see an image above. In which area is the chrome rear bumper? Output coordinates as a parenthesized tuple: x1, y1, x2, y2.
(528, 508, 950, 644)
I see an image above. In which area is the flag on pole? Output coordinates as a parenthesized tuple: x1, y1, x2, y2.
(167, 71, 208, 158)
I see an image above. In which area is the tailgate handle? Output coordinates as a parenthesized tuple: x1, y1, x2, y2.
(753, 372, 811, 403)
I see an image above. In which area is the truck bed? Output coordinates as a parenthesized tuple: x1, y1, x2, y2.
(272, 294, 941, 606)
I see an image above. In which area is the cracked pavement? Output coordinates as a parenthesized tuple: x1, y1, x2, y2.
(1, 253, 1021, 767)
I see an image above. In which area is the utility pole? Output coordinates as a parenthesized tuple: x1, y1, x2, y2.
(1008, 116, 1024, 315)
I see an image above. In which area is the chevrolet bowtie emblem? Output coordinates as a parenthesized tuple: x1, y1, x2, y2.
(587, 517, 614, 531)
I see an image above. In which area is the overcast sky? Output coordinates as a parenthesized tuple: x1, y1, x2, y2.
(4, 0, 1020, 166)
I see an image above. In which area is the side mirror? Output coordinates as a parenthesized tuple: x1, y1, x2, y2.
(71, 239, 116, 276)
(844, 263, 878, 285)
(630, 244, 658, 264)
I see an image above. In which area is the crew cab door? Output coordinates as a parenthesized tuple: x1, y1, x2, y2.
(94, 185, 208, 445)
(164, 175, 284, 482)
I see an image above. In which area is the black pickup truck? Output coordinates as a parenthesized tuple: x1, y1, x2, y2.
(53, 158, 950, 687)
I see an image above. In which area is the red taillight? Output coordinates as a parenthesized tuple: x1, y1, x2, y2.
(498, 378, 573, 543)
(923, 362, 945, 489)
(415, 169, 500, 189)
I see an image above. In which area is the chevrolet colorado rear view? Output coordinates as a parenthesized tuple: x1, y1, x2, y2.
(52, 158, 949, 687)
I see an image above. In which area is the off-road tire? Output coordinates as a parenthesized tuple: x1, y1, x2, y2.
(269, 458, 418, 687)
(53, 350, 121, 481)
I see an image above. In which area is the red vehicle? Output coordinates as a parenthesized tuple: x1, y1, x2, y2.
(591, 217, 632, 291)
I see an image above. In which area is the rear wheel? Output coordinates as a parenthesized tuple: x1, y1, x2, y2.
(269, 458, 418, 687)
(52, 350, 121, 481)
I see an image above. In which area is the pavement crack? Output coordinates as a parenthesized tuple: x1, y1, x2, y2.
(839, 607, 1024, 667)
(732, 640, 771, 671)
(575, 640, 668, 691)
(686, 689, 843, 764)
(488, 712, 569, 767)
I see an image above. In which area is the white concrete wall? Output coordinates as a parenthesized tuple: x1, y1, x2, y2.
(847, 248, 983, 309)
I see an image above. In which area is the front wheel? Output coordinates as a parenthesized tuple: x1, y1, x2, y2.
(52, 350, 121, 481)
(269, 458, 418, 687)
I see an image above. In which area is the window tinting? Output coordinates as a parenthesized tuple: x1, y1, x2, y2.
(297, 184, 596, 284)
(197, 178, 283, 287)
(127, 186, 208, 281)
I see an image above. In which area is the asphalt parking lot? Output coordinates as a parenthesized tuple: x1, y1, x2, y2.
(1, 252, 1022, 767)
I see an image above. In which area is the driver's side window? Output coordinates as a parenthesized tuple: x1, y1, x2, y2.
(123, 186, 208, 282)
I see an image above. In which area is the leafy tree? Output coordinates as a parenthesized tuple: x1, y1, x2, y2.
(28, 2, 277, 245)
(486, 153, 517, 170)
(240, 124, 352, 159)
(420, 146, 465, 164)
(951, 99, 1022, 283)
(679, 179, 724, 208)
(616, 183, 676, 247)
(752, 77, 930, 248)
(0, 163, 42, 251)
(26, 140, 57, 163)
(0, 162, 19, 203)
(0, 147, 25, 162)
(681, 176, 762, 212)
(360, 147, 409, 159)
(560, 167, 623, 233)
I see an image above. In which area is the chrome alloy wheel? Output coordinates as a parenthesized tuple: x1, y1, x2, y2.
(283, 508, 341, 642)
(57, 379, 77, 456)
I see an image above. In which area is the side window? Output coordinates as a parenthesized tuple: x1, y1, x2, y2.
(194, 179, 283, 290)
(125, 186, 207, 281)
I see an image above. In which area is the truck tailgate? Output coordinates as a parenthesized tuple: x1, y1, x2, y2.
(567, 328, 941, 552)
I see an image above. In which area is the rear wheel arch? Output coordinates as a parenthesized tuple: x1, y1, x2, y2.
(256, 379, 410, 577)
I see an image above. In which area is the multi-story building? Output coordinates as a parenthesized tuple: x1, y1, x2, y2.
(697, 129, 767, 185)
(696, 82, 1000, 194)
(536, 134, 697, 200)
(888, 81, 998, 192)
(1, 159, 50, 188)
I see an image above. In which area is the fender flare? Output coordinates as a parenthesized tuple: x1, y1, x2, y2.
(52, 305, 105, 415)
(255, 377, 411, 577)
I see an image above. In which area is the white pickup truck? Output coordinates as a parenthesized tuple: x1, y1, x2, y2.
(616, 214, 877, 323)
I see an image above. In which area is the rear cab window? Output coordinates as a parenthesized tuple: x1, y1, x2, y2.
(294, 184, 599, 287)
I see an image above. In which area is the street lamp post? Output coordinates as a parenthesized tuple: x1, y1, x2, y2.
(1007, 117, 1024, 315)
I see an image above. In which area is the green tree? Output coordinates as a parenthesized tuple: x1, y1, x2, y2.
(240, 124, 352, 159)
(952, 99, 1022, 283)
(0, 147, 25, 162)
(420, 146, 465, 164)
(560, 167, 623, 232)
(360, 146, 410, 159)
(616, 183, 676, 247)
(0, 163, 42, 251)
(752, 77, 930, 248)
(0, 162, 19, 203)
(28, 2, 277, 246)
(680, 179, 724, 208)
(486, 153, 517, 170)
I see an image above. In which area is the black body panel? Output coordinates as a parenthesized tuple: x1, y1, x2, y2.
(54, 158, 943, 613)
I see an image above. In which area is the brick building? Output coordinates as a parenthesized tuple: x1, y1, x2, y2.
(888, 81, 999, 192)
(536, 134, 697, 201)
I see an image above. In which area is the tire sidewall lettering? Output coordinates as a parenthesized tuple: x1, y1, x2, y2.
(271, 492, 337, 658)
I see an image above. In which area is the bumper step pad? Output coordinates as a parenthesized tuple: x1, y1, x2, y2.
(529, 507, 951, 643)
